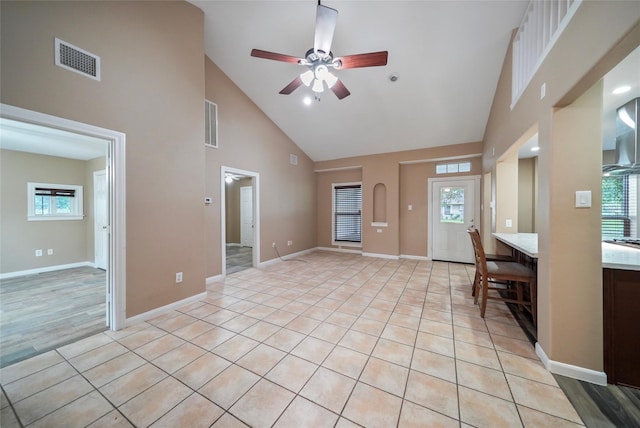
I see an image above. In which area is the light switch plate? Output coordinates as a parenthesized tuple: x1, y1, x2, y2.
(575, 190, 592, 208)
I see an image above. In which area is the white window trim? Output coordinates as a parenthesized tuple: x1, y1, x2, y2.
(332, 181, 363, 248)
(28, 182, 84, 221)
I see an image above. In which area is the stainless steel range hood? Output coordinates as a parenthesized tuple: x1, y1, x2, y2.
(603, 97, 640, 176)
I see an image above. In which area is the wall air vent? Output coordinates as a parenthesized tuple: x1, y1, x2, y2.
(55, 38, 100, 81)
(205, 99, 218, 148)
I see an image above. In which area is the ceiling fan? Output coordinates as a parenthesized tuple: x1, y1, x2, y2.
(250, 2, 388, 100)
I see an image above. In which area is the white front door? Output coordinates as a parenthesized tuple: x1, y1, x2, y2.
(240, 185, 254, 247)
(431, 178, 478, 263)
(94, 170, 108, 270)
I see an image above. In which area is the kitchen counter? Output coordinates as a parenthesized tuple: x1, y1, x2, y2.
(493, 233, 538, 258)
(602, 243, 640, 271)
(493, 233, 640, 271)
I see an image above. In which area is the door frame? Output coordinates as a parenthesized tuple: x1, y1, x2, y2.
(221, 166, 259, 276)
(1, 103, 127, 330)
(427, 175, 480, 261)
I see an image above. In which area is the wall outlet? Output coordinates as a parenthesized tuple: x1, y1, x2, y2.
(506, 219, 513, 228)
(35, 249, 43, 257)
(175, 272, 183, 283)
(47, 249, 54, 255)
(272, 242, 276, 248)
(287, 240, 292, 246)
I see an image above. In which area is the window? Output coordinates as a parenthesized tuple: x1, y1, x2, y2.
(602, 175, 638, 238)
(440, 187, 465, 224)
(333, 183, 362, 244)
(436, 161, 471, 175)
(28, 182, 83, 221)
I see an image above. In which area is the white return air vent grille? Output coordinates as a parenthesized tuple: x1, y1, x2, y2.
(205, 99, 218, 148)
(55, 38, 101, 81)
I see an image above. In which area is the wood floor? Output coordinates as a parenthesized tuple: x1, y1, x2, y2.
(226, 245, 253, 274)
(0, 267, 107, 368)
(556, 374, 640, 427)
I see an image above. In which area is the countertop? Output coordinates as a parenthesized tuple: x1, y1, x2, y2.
(493, 233, 538, 258)
(493, 233, 640, 271)
(602, 243, 640, 271)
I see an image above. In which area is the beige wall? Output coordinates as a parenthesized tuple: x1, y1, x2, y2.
(315, 143, 482, 257)
(483, 2, 640, 372)
(0, 149, 101, 273)
(1, 1, 206, 316)
(204, 58, 317, 277)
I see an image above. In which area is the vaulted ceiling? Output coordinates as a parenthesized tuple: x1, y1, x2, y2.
(190, 1, 529, 161)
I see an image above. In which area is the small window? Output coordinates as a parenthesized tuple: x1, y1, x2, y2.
(436, 161, 472, 175)
(28, 182, 83, 221)
(333, 183, 362, 245)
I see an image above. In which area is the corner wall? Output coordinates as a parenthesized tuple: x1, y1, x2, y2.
(482, 2, 640, 374)
(1, 1, 207, 316)
(204, 58, 317, 277)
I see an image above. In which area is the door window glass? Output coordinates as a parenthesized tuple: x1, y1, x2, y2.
(440, 187, 464, 223)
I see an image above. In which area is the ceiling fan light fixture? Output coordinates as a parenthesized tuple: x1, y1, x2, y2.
(324, 71, 338, 88)
(312, 78, 324, 93)
(300, 70, 314, 86)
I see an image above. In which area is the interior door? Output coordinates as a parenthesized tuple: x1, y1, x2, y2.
(431, 178, 477, 263)
(240, 185, 254, 247)
(94, 170, 108, 270)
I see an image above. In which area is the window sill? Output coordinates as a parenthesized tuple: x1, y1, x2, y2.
(332, 241, 362, 248)
(28, 216, 83, 221)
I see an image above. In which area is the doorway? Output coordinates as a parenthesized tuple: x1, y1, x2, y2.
(0, 104, 126, 343)
(428, 176, 480, 263)
(221, 166, 260, 276)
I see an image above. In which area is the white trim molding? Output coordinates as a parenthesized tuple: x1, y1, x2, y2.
(206, 274, 224, 285)
(400, 254, 430, 261)
(536, 342, 607, 386)
(0, 262, 94, 280)
(125, 292, 208, 327)
(316, 246, 362, 255)
(362, 252, 399, 260)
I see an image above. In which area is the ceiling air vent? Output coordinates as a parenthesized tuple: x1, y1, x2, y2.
(55, 38, 100, 81)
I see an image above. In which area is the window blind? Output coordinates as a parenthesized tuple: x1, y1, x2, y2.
(35, 187, 76, 197)
(334, 185, 362, 243)
(602, 175, 629, 238)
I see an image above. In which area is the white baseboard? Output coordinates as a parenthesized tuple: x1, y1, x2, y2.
(362, 252, 399, 260)
(535, 342, 607, 386)
(125, 291, 208, 327)
(316, 246, 362, 255)
(206, 274, 224, 284)
(225, 243, 241, 247)
(259, 247, 318, 268)
(0, 261, 95, 280)
(400, 254, 431, 261)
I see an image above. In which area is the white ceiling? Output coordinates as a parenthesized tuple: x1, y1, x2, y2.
(191, 0, 530, 162)
(0, 118, 108, 160)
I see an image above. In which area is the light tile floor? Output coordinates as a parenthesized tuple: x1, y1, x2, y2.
(0, 251, 585, 427)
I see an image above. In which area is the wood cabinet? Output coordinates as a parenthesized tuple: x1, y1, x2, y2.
(603, 268, 640, 388)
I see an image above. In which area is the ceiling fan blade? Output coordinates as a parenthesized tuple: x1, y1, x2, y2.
(314, 5, 338, 56)
(335, 51, 389, 69)
(331, 79, 351, 100)
(279, 76, 303, 95)
(251, 49, 303, 64)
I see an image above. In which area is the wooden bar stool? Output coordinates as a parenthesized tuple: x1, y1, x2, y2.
(467, 228, 536, 325)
